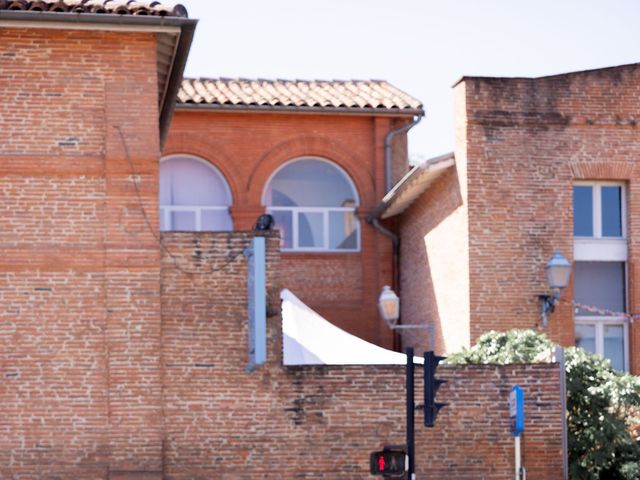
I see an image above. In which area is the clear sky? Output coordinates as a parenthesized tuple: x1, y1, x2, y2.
(179, 0, 640, 162)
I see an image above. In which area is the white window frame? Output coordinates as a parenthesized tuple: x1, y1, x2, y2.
(160, 154, 233, 232)
(574, 317, 630, 372)
(262, 157, 361, 253)
(574, 181, 626, 261)
(266, 206, 360, 252)
(573, 181, 629, 371)
(160, 205, 231, 232)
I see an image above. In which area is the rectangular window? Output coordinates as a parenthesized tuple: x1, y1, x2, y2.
(573, 181, 629, 371)
(574, 318, 628, 371)
(573, 183, 624, 239)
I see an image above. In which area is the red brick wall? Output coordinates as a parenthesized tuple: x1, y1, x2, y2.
(161, 232, 564, 479)
(164, 111, 413, 347)
(0, 27, 163, 478)
(398, 167, 469, 355)
(458, 65, 640, 373)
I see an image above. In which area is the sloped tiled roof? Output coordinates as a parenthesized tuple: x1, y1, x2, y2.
(178, 78, 423, 114)
(0, 0, 188, 17)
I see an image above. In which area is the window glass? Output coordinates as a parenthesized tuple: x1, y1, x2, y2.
(298, 212, 324, 248)
(160, 157, 231, 206)
(329, 211, 358, 250)
(573, 185, 593, 237)
(264, 158, 360, 251)
(603, 325, 625, 371)
(575, 324, 596, 354)
(574, 262, 625, 316)
(601, 186, 622, 237)
(271, 210, 292, 249)
(171, 211, 196, 231)
(201, 210, 233, 231)
(159, 156, 233, 232)
(266, 159, 356, 207)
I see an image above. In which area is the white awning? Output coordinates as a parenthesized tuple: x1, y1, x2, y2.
(281, 289, 423, 365)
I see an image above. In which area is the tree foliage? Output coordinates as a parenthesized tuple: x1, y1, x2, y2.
(447, 329, 640, 479)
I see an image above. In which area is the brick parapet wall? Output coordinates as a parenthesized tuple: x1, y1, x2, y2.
(162, 232, 564, 479)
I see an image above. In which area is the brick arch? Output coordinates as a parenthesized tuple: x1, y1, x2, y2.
(570, 161, 635, 180)
(246, 134, 375, 206)
(162, 132, 242, 203)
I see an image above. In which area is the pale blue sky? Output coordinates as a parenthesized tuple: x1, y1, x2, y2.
(179, 0, 640, 161)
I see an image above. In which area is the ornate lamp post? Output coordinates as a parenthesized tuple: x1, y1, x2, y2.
(538, 251, 572, 327)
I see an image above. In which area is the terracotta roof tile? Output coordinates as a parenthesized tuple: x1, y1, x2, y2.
(0, 0, 188, 17)
(178, 78, 423, 114)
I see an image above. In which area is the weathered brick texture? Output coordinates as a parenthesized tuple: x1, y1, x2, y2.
(0, 23, 564, 479)
(161, 232, 563, 479)
(462, 65, 640, 373)
(400, 65, 640, 373)
(0, 27, 163, 478)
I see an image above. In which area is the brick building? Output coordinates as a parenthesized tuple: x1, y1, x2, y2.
(0, 2, 568, 477)
(163, 78, 423, 348)
(377, 63, 640, 374)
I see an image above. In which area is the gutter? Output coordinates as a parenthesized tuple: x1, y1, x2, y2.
(0, 10, 196, 28)
(175, 103, 424, 118)
(384, 115, 422, 192)
(0, 11, 198, 147)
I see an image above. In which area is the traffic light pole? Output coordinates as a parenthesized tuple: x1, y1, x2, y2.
(406, 347, 415, 480)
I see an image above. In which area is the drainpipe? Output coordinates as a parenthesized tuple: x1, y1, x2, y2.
(384, 115, 422, 193)
(366, 216, 399, 301)
(371, 113, 422, 349)
(366, 215, 400, 349)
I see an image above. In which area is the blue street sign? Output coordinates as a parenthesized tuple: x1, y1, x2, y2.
(509, 385, 524, 437)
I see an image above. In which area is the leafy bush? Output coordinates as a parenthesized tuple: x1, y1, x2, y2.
(447, 329, 640, 479)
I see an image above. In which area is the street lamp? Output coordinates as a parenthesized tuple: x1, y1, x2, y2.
(538, 251, 571, 327)
(378, 285, 400, 327)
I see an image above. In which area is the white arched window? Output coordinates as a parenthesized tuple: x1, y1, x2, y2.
(160, 155, 233, 232)
(263, 157, 360, 251)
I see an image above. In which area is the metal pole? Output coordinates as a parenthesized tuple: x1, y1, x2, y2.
(515, 435, 521, 480)
(406, 348, 415, 480)
(556, 347, 569, 480)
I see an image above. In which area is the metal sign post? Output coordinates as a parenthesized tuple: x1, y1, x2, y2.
(509, 385, 525, 480)
(244, 236, 266, 371)
(406, 347, 416, 480)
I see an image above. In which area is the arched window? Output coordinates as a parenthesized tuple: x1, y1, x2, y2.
(263, 158, 360, 251)
(160, 155, 233, 231)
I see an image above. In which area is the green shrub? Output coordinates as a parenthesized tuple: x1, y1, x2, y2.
(447, 329, 640, 479)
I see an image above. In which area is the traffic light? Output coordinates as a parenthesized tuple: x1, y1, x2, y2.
(369, 448, 406, 477)
(424, 351, 448, 427)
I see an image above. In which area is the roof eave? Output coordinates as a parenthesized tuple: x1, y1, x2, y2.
(368, 152, 455, 221)
(158, 19, 196, 148)
(0, 10, 193, 28)
(175, 103, 425, 117)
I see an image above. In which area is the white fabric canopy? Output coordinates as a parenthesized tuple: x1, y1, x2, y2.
(281, 289, 423, 365)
